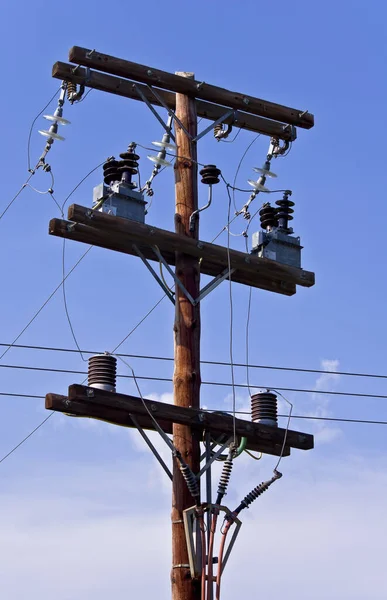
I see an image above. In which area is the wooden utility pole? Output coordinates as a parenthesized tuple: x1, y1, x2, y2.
(172, 73, 201, 600)
(45, 45, 315, 600)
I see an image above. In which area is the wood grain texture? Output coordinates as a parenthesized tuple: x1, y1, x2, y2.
(52, 62, 296, 140)
(68, 47, 314, 129)
(46, 386, 314, 452)
(172, 75, 201, 600)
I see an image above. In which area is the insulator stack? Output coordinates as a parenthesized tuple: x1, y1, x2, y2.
(275, 193, 294, 230)
(259, 204, 278, 231)
(179, 462, 200, 499)
(103, 159, 120, 185)
(199, 164, 221, 185)
(251, 391, 278, 427)
(213, 123, 223, 139)
(216, 455, 233, 504)
(213, 123, 232, 141)
(235, 471, 282, 513)
(88, 354, 117, 392)
(118, 143, 139, 187)
(66, 81, 77, 103)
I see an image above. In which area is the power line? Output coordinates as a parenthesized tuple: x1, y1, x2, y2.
(0, 173, 35, 221)
(1, 342, 386, 382)
(1, 362, 387, 400)
(0, 246, 93, 362)
(207, 409, 387, 427)
(1, 391, 387, 427)
(0, 413, 54, 465)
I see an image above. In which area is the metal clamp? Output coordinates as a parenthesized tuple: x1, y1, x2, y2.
(192, 109, 235, 142)
(151, 246, 235, 306)
(133, 84, 176, 142)
(132, 244, 176, 305)
(183, 504, 242, 579)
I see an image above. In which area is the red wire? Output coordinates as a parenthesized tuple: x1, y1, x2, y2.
(215, 518, 233, 600)
(198, 513, 207, 600)
(207, 512, 219, 600)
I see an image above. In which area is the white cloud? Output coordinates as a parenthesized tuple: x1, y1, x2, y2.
(307, 359, 342, 444)
(1, 453, 387, 599)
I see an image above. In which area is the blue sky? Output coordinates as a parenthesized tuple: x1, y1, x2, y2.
(0, 0, 387, 598)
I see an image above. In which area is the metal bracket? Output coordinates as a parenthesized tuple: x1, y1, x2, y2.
(192, 109, 235, 142)
(183, 504, 242, 579)
(132, 244, 176, 305)
(129, 413, 173, 480)
(146, 85, 192, 140)
(151, 245, 235, 306)
(132, 84, 176, 142)
(196, 437, 233, 480)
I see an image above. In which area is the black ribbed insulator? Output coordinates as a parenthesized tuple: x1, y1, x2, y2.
(179, 462, 200, 498)
(275, 194, 295, 230)
(88, 354, 117, 392)
(199, 164, 221, 185)
(242, 473, 282, 507)
(103, 159, 120, 185)
(259, 204, 278, 231)
(234, 471, 282, 514)
(216, 456, 233, 504)
(251, 392, 278, 427)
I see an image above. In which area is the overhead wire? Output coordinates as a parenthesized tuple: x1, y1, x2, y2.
(0, 413, 54, 465)
(1, 364, 386, 400)
(1, 85, 64, 223)
(4, 343, 383, 381)
(225, 183, 237, 444)
(231, 133, 261, 212)
(1, 391, 387, 425)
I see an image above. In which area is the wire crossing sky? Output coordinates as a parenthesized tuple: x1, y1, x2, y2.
(1, 1, 387, 599)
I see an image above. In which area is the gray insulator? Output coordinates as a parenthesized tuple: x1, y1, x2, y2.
(251, 391, 278, 427)
(179, 462, 200, 498)
(236, 471, 282, 514)
(217, 456, 233, 502)
(88, 354, 117, 392)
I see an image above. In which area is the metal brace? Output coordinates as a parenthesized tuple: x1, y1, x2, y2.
(132, 244, 176, 305)
(196, 437, 233, 480)
(183, 504, 242, 579)
(129, 413, 173, 480)
(132, 84, 176, 142)
(146, 85, 192, 140)
(152, 245, 235, 306)
(192, 109, 235, 142)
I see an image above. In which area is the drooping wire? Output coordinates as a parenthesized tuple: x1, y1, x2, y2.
(225, 184, 237, 445)
(272, 389, 293, 471)
(111, 295, 167, 354)
(116, 355, 199, 501)
(231, 133, 261, 212)
(220, 128, 242, 144)
(0, 174, 35, 221)
(0, 246, 93, 362)
(74, 88, 93, 104)
(62, 240, 87, 361)
(245, 287, 253, 396)
(57, 160, 113, 360)
(61, 160, 106, 213)
(1, 85, 63, 223)
(0, 413, 54, 465)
